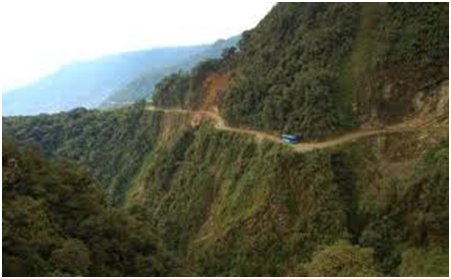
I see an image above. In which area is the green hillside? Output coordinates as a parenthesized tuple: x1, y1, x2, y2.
(152, 3, 448, 140)
(220, 2, 448, 138)
(4, 106, 448, 276)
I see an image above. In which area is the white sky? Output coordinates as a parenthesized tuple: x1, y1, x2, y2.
(0, 0, 275, 91)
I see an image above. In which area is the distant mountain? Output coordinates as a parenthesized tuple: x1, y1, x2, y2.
(101, 35, 240, 107)
(2, 45, 208, 116)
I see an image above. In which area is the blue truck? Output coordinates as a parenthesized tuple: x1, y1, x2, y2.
(281, 134, 300, 144)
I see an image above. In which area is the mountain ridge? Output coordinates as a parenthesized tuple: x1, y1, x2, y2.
(2, 37, 239, 116)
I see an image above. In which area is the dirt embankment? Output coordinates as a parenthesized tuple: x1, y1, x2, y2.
(199, 72, 229, 112)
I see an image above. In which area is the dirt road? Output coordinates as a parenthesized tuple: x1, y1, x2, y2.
(146, 106, 448, 153)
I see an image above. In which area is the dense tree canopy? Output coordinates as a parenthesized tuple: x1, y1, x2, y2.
(3, 102, 159, 206)
(2, 138, 178, 276)
(221, 2, 448, 137)
(220, 3, 361, 138)
(300, 241, 381, 276)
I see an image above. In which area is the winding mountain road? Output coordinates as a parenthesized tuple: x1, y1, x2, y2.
(146, 106, 448, 153)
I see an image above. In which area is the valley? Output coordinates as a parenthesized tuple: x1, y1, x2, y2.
(2, 2, 449, 277)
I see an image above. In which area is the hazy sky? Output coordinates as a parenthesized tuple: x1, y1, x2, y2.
(1, 0, 275, 91)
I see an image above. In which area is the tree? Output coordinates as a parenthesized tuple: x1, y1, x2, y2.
(51, 239, 92, 275)
(301, 241, 381, 276)
(398, 246, 448, 277)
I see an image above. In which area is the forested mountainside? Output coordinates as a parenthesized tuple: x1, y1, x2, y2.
(2, 2, 449, 277)
(2, 137, 178, 276)
(3, 103, 448, 276)
(153, 3, 448, 139)
(3, 103, 160, 206)
(102, 36, 240, 107)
